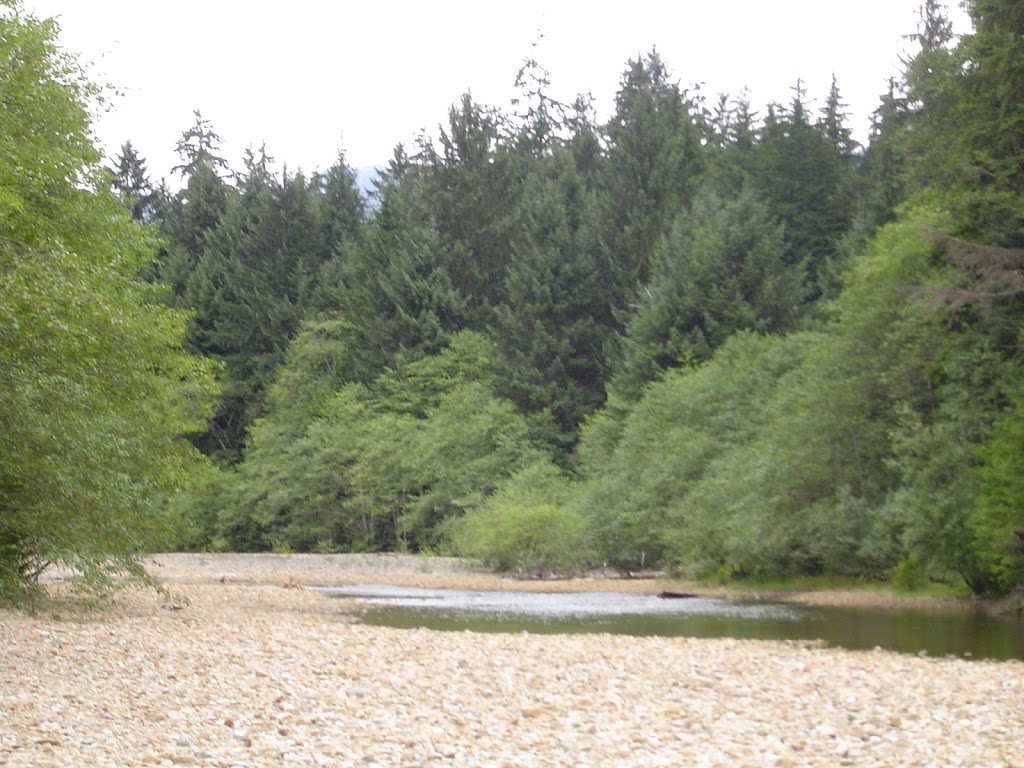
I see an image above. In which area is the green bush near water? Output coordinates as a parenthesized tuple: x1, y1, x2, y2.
(453, 462, 594, 574)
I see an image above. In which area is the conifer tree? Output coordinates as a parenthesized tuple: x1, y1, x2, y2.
(332, 173, 470, 382)
(156, 118, 231, 302)
(611, 186, 803, 401)
(491, 145, 608, 450)
(184, 148, 322, 460)
(412, 94, 525, 326)
(597, 50, 705, 315)
(752, 80, 855, 303)
(109, 141, 158, 223)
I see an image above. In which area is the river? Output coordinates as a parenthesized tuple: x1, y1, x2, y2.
(317, 584, 1024, 661)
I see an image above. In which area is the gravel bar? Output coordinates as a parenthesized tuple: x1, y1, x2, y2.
(1, 555, 1022, 767)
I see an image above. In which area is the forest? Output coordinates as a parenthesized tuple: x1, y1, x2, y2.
(1, 0, 1022, 599)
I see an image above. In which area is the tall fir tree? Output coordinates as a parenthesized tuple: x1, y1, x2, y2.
(597, 50, 706, 323)
(412, 94, 526, 326)
(491, 142, 609, 452)
(611, 186, 804, 401)
(183, 148, 324, 460)
(752, 80, 855, 303)
(109, 140, 158, 223)
(156, 115, 232, 302)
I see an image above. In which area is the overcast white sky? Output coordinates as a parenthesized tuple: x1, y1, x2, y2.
(25, 1, 969, 184)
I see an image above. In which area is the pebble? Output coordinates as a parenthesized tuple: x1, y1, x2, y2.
(5, 557, 1023, 767)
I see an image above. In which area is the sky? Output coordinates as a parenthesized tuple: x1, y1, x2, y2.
(25, 1, 970, 185)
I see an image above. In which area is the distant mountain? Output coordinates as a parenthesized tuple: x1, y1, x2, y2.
(354, 165, 383, 200)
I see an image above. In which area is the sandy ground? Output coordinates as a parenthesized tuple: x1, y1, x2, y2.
(1, 553, 1021, 767)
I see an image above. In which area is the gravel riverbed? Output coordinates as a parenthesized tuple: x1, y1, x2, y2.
(1, 554, 1022, 767)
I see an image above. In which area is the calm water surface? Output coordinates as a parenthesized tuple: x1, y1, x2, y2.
(316, 584, 1024, 661)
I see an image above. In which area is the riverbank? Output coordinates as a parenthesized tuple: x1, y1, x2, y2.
(143, 551, 977, 611)
(2, 554, 1021, 767)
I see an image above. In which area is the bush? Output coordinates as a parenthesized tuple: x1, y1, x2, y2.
(453, 461, 593, 574)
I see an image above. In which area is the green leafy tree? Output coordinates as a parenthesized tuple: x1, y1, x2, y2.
(575, 332, 815, 571)
(229, 332, 541, 553)
(970, 389, 1024, 592)
(454, 459, 594, 574)
(876, 0, 1024, 592)
(734, 216, 950, 577)
(0, 4, 216, 596)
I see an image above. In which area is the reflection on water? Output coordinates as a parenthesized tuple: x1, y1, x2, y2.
(316, 585, 1024, 661)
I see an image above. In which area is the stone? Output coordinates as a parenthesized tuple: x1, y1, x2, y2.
(2, 553, 1021, 768)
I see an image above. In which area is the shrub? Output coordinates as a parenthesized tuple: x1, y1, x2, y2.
(453, 461, 593, 574)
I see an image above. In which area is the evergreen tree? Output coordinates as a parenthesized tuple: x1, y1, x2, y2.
(858, 78, 911, 230)
(173, 109, 230, 178)
(491, 143, 609, 451)
(109, 140, 158, 222)
(702, 91, 759, 195)
(156, 127, 231, 302)
(752, 80, 855, 303)
(896, 0, 964, 211)
(332, 174, 470, 382)
(597, 50, 706, 326)
(412, 94, 526, 325)
(947, 0, 1024, 244)
(184, 148, 321, 460)
(611, 186, 804, 400)
(315, 152, 366, 253)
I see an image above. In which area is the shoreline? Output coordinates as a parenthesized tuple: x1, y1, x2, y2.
(4, 553, 1022, 767)
(142, 551, 980, 612)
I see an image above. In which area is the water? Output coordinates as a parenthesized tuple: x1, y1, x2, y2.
(315, 584, 1024, 661)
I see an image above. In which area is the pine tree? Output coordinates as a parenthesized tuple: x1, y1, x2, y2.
(752, 80, 855, 303)
(491, 144, 609, 451)
(597, 50, 705, 309)
(611, 186, 803, 400)
(109, 141, 158, 222)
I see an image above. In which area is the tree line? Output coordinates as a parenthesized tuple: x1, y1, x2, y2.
(2, 0, 1022, 598)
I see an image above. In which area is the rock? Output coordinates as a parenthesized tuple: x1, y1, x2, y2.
(3, 555, 1022, 767)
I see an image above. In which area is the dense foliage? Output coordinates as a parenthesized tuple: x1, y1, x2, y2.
(6, 0, 1023, 596)
(146, 1, 1024, 593)
(0, 3, 215, 597)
